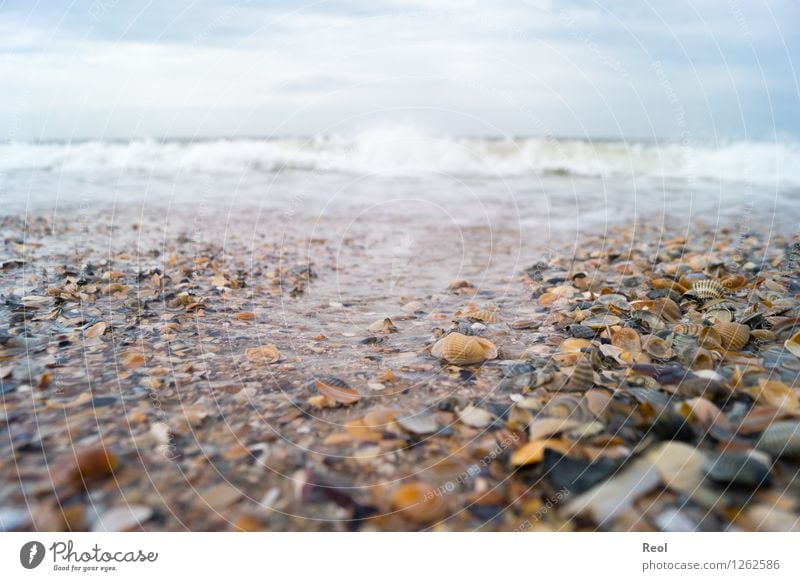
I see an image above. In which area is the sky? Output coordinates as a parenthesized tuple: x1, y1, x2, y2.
(1, 0, 798, 141)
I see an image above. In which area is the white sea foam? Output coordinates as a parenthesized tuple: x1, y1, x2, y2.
(1, 126, 798, 186)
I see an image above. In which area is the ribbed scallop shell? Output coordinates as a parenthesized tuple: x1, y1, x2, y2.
(713, 321, 750, 351)
(431, 332, 497, 365)
(689, 279, 726, 299)
(756, 421, 800, 457)
(673, 325, 722, 350)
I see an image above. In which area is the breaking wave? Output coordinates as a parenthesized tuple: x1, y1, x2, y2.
(2, 126, 799, 185)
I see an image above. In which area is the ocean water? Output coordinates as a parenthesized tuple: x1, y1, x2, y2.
(1, 128, 798, 246)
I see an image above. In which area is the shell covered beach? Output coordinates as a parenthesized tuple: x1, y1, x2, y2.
(2, 199, 800, 532)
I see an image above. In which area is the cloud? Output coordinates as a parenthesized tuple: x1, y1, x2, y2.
(0, 0, 797, 140)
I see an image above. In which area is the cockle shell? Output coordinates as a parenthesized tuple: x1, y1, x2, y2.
(713, 322, 750, 351)
(456, 304, 499, 324)
(688, 279, 726, 300)
(430, 332, 497, 365)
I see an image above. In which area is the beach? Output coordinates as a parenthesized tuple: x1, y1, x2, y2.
(2, 160, 799, 531)
(1, 135, 800, 532)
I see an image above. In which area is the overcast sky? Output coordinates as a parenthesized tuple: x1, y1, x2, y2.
(1, 0, 798, 141)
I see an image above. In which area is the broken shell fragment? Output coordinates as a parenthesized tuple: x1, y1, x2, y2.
(784, 331, 800, 358)
(457, 405, 495, 429)
(430, 332, 497, 365)
(688, 279, 726, 300)
(244, 344, 280, 363)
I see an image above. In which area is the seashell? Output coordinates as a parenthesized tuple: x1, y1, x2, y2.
(704, 453, 771, 489)
(756, 421, 800, 457)
(396, 412, 439, 435)
(673, 324, 721, 349)
(690, 348, 716, 370)
(510, 439, 568, 466)
(55, 446, 119, 488)
(510, 318, 541, 330)
(641, 335, 673, 360)
(713, 322, 750, 351)
(566, 356, 595, 391)
(368, 317, 398, 333)
(541, 394, 593, 422)
(651, 277, 688, 293)
(582, 314, 621, 329)
(645, 441, 708, 494)
(456, 304, 499, 324)
(567, 324, 596, 339)
(85, 321, 108, 338)
(244, 344, 280, 364)
(311, 376, 361, 405)
(706, 309, 733, 323)
(611, 328, 641, 353)
(457, 405, 495, 429)
(564, 458, 661, 523)
(430, 332, 497, 365)
(784, 331, 800, 358)
(688, 279, 726, 299)
(91, 505, 154, 532)
(390, 482, 447, 524)
(745, 380, 798, 412)
(721, 273, 747, 290)
(528, 417, 583, 440)
(750, 329, 776, 343)
(596, 294, 631, 311)
(630, 309, 665, 332)
(558, 337, 592, 353)
(651, 297, 682, 322)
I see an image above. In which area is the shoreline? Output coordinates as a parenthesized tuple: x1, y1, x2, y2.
(1, 209, 799, 532)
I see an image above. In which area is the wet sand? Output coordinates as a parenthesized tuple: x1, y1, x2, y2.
(1, 205, 799, 532)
